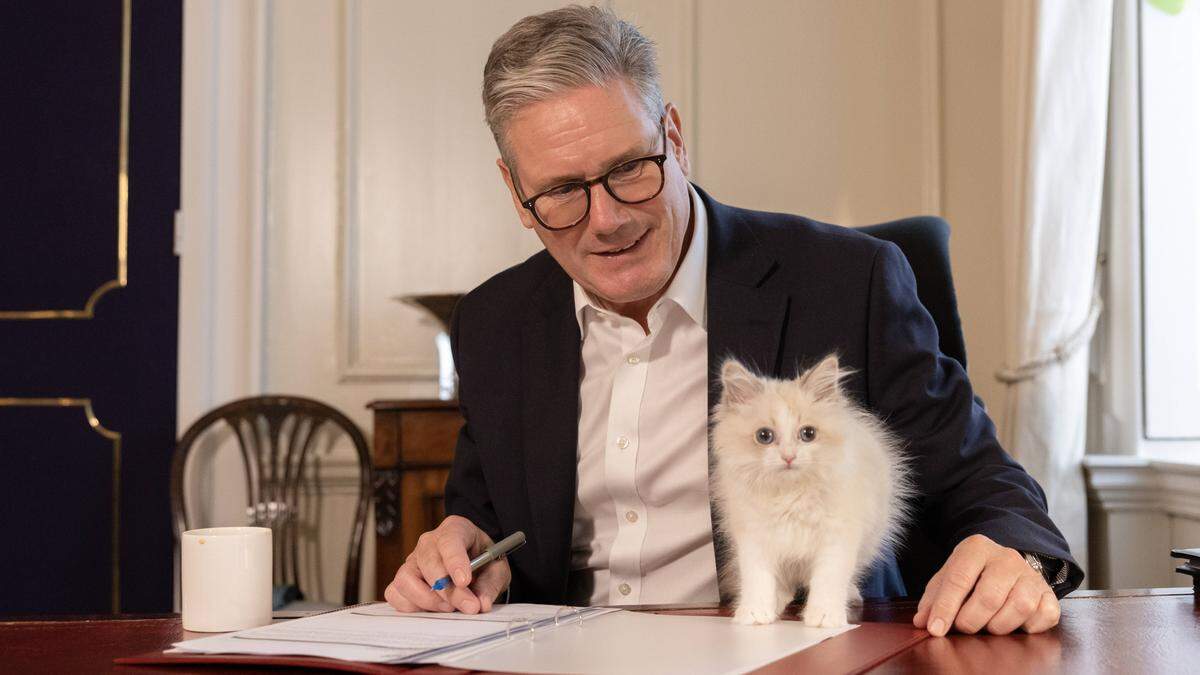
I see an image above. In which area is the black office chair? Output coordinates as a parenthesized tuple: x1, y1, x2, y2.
(855, 216, 968, 597)
(170, 395, 372, 608)
(856, 216, 967, 370)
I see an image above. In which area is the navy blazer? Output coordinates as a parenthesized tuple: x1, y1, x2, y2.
(444, 185, 1083, 603)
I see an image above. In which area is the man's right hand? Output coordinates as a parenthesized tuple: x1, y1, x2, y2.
(383, 515, 511, 614)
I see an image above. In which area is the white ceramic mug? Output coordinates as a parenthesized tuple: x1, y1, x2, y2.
(182, 526, 273, 632)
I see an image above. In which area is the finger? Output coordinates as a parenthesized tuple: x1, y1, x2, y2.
(913, 573, 942, 627)
(442, 515, 496, 556)
(424, 532, 483, 613)
(925, 544, 990, 636)
(953, 554, 1024, 634)
(384, 581, 419, 613)
(471, 559, 512, 613)
(984, 575, 1045, 635)
(435, 530, 476, 589)
(1021, 591, 1061, 634)
(396, 560, 454, 612)
(412, 549, 459, 609)
(448, 583, 482, 614)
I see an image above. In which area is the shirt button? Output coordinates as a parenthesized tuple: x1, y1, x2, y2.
(616, 437, 629, 450)
(618, 583, 632, 596)
(626, 355, 641, 365)
(625, 510, 639, 523)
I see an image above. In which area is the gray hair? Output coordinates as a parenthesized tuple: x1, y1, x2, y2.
(482, 5, 664, 162)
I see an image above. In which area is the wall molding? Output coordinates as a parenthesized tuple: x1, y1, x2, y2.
(334, 0, 437, 383)
(177, 0, 274, 429)
(1084, 455, 1200, 519)
(1083, 455, 1200, 588)
(304, 456, 370, 495)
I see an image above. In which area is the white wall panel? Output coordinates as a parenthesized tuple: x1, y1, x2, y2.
(690, 0, 940, 224)
(341, 0, 555, 381)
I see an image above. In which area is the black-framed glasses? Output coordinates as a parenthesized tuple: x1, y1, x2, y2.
(517, 122, 668, 231)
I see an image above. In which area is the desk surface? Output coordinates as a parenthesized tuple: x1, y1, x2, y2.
(1, 588, 1195, 673)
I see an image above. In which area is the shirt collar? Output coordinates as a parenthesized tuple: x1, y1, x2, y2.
(573, 183, 708, 334)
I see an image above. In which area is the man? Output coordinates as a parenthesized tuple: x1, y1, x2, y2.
(385, 6, 1080, 637)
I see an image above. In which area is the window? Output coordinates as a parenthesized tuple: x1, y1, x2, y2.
(1140, 0, 1200, 440)
(1090, 0, 1200, 461)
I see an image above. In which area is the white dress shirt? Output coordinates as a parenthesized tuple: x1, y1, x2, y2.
(567, 185, 720, 606)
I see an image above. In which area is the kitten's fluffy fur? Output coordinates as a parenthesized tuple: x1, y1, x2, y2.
(711, 354, 912, 627)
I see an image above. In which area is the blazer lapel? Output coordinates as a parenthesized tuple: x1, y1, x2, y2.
(701, 186, 789, 395)
(520, 266, 581, 600)
(699, 187, 789, 600)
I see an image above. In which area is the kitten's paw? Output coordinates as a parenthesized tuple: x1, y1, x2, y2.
(802, 602, 848, 628)
(732, 603, 779, 625)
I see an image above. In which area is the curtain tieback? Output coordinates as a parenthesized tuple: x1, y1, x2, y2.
(995, 295, 1103, 385)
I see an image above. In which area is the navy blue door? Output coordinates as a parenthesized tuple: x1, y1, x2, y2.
(0, 0, 181, 613)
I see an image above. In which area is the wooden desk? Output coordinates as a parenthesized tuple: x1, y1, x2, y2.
(2, 588, 1195, 673)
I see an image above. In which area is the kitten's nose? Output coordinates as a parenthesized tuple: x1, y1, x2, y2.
(782, 454, 795, 466)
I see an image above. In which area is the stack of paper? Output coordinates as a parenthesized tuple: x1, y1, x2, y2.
(174, 603, 611, 664)
(172, 602, 856, 674)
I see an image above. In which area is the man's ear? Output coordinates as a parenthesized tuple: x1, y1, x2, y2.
(497, 158, 536, 231)
(664, 103, 689, 178)
(720, 359, 763, 406)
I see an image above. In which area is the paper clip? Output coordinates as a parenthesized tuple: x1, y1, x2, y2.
(553, 606, 587, 628)
(505, 616, 534, 641)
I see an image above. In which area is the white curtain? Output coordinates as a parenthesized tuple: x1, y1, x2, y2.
(997, 0, 1114, 576)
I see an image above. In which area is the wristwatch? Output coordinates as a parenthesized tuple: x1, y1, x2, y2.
(1022, 551, 1070, 590)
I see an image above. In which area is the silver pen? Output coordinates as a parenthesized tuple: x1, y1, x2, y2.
(430, 531, 526, 591)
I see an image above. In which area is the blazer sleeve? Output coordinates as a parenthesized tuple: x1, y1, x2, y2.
(864, 241, 1084, 596)
(441, 300, 503, 543)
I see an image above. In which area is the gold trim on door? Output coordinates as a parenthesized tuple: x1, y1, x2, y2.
(0, 0, 132, 321)
(0, 398, 122, 613)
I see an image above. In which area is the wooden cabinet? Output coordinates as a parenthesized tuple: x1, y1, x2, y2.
(368, 399, 462, 598)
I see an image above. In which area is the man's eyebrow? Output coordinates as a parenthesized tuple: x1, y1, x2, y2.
(530, 136, 659, 194)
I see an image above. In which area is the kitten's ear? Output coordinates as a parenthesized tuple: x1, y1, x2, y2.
(803, 354, 844, 401)
(721, 359, 763, 406)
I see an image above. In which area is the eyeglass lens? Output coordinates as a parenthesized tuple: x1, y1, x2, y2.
(533, 158, 664, 230)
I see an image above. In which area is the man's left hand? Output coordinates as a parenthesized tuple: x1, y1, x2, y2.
(913, 534, 1060, 636)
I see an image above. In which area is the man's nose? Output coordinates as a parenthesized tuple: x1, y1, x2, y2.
(585, 183, 626, 235)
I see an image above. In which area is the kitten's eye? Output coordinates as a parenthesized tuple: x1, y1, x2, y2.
(754, 427, 775, 445)
(799, 426, 817, 443)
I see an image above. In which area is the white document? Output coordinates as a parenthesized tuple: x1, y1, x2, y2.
(350, 602, 579, 622)
(172, 603, 614, 664)
(443, 611, 857, 675)
(172, 602, 854, 671)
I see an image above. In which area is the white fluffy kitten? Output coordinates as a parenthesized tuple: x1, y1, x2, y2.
(711, 354, 912, 627)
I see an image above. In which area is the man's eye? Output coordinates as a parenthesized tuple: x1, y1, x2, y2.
(755, 427, 775, 445)
(544, 184, 579, 199)
(610, 161, 643, 179)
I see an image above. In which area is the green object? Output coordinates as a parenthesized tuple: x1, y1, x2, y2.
(1148, 0, 1186, 15)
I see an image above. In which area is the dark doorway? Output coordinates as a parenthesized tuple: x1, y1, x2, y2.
(0, 0, 182, 614)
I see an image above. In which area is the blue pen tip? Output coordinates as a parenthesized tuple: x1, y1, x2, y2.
(431, 579, 447, 591)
